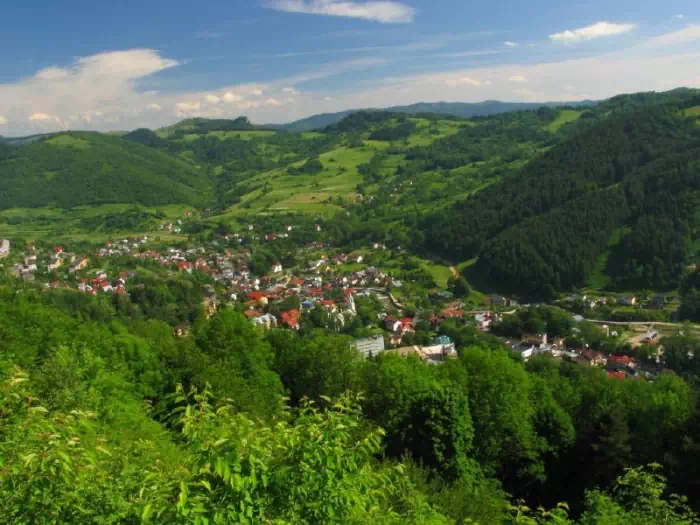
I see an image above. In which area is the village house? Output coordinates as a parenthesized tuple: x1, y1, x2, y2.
(521, 333, 548, 347)
(280, 309, 301, 330)
(580, 349, 606, 367)
(607, 355, 636, 370)
(617, 296, 637, 307)
(390, 338, 457, 365)
(320, 299, 337, 313)
(441, 308, 465, 320)
(0, 239, 10, 259)
(252, 313, 277, 330)
(474, 312, 493, 331)
(68, 258, 89, 274)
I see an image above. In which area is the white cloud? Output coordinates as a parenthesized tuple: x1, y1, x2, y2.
(504, 41, 519, 48)
(223, 92, 242, 103)
(29, 112, 57, 122)
(265, 98, 283, 107)
(0, 116, 7, 125)
(251, 88, 264, 96)
(205, 94, 221, 104)
(446, 76, 482, 87)
(266, 0, 415, 24)
(644, 25, 700, 48)
(508, 75, 528, 83)
(35, 67, 70, 81)
(175, 102, 201, 115)
(550, 21, 637, 44)
(0, 49, 180, 134)
(146, 103, 163, 111)
(282, 86, 299, 95)
(675, 14, 685, 20)
(239, 100, 262, 110)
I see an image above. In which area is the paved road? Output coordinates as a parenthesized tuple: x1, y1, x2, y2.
(366, 288, 405, 310)
(585, 319, 685, 328)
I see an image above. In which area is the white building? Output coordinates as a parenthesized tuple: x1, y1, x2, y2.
(0, 239, 9, 259)
(354, 335, 386, 358)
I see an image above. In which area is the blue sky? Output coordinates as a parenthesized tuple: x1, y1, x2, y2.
(0, 0, 699, 135)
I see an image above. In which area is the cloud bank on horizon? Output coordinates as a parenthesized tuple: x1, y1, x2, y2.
(0, 4, 699, 136)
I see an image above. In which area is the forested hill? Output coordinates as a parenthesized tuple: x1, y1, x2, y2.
(0, 132, 211, 208)
(277, 100, 596, 132)
(424, 101, 700, 298)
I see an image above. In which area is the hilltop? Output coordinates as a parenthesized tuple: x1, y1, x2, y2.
(276, 99, 596, 132)
(0, 131, 211, 208)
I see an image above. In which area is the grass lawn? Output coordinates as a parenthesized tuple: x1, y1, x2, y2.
(301, 132, 325, 140)
(586, 227, 631, 289)
(421, 262, 453, 288)
(684, 105, 700, 117)
(45, 135, 91, 149)
(0, 204, 196, 244)
(546, 110, 583, 133)
(222, 146, 370, 215)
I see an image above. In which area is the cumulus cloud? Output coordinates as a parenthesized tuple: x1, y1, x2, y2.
(549, 21, 637, 44)
(146, 103, 163, 111)
(675, 14, 686, 20)
(282, 86, 300, 95)
(205, 94, 221, 104)
(251, 88, 264, 96)
(0, 49, 180, 134)
(504, 41, 519, 48)
(223, 92, 242, 103)
(265, 98, 284, 107)
(29, 113, 58, 122)
(508, 75, 528, 83)
(175, 102, 201, 115)
(265, 0, 415, 24)
(446, 77, 483, 87)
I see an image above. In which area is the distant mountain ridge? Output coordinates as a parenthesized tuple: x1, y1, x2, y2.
(276, 100, 597, 132)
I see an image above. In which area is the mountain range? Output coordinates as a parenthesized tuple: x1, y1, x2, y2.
(274, 100, 597, 132)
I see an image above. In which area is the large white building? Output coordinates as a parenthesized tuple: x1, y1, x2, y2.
(0, 239, 9, 259)
(354, 335, 386, 358)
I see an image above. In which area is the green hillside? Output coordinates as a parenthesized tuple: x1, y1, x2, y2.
(4, 90, 700, 301)
(417, 95, 700, 297)
(0, 131, 211, 208)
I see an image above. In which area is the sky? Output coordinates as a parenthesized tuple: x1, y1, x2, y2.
(1, 0, 699, 135)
